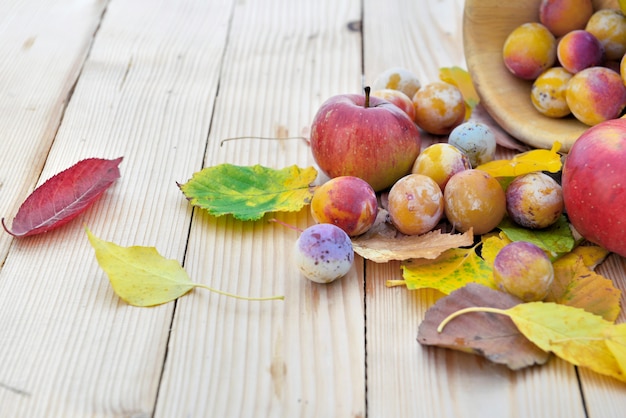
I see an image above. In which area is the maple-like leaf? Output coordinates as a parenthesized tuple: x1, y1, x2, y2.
(2, 157, 123, 237)
(497, 215, 575, 258)
(397, 245, 496, 294)
(178, 164, 317, 221)
(352, 212, 473, 262)
(86, 227, 283, 306)
(546, 246, 619, 321)
(439, 302, 626, 383)
(418, 283, 550, 370)
(476, 141, 562, 177)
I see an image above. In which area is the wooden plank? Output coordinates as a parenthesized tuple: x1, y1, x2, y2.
(155, 0, 366, 416)
(361, 0, 594, 416)
(0, 0, 106, 264)
(0, 0, 230, 415)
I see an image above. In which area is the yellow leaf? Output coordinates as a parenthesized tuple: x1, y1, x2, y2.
(605, 324, 626, 375)
(439, 66, 480, 119)
(86, 227, 283, 306)
(480, 232, 511, 266)
(399, 245, 496, 294)
(439, 302, 626, 382)
(476, 141, 562, 177)
(546, 246, 620, 321)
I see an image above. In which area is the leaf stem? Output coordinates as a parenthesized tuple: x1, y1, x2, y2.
(220, 136, 309, 147)
(437, 306, 508, 333)
(386, 279, 406, 288)
(193, 283, 284, 301)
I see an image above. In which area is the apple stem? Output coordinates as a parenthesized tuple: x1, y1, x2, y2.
(364, 86, 371, 108)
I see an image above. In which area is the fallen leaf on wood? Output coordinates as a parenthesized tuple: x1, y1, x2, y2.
(546, 245, 619, 321)
(352, 212, 473, 262)
(398, 245, 496, 294)
(2, 157, 123, 237)
(438, 301, 626, 382)
(418, 283, 550, 370)
(476, 141, 562, 177)
(86, 227, 283, 306)
(497, 215, 575, 258)
(178, 164, 317, 221)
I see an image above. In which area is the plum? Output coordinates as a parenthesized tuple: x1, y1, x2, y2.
(310, 176, 378, 237)
(411, 143, 471, 191)
(585, 9, 626, 61)
(539, 0, 593, 37)
(566, 66, 626, 126)
(443, 169, 506, 235)
(502, 22, 557, 80)
(557, 30, 604, 74)
(387, 174, 444, 235)
(531, 67, 573, 118)
(371, 67, 422, 99)
(506, 172, 563, 229)
(447, 121, 497, 167)
(412, 82, 465, 135)
(493, 241, 554, 302)
(294, 223, 354, 283)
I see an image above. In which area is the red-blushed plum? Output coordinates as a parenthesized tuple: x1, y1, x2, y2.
(562, 118, 626, 257)
(310, 87, 421, 192)
(310, 176, 378, 237)
(493, 241, 554, 302)
(371, 88, 416, 122)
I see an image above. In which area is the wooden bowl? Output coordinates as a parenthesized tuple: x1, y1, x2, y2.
(463, 0, 618, 152)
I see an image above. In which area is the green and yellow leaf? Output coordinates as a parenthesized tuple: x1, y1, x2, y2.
(399, 245, 496, 294)
(178, 164, 317, 221)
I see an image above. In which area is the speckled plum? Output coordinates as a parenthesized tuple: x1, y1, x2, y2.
(506, 172, 564, 229)
(294, 223, 354, 284)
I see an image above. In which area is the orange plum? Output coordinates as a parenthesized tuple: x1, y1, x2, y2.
(411, 143, 471, 191)
(310, 176, 378, 237)
(539, 0, 593, 37)
(566, 66, 626, 126)
(387, 174, 444, 236)
(585, 9, 626, 61)
(371, 88, 416, 121)
(502, 22, 557, 80)
(412, 82, 465, 135)
(531, 67, 573, 118)
(371, 67, 421, 99)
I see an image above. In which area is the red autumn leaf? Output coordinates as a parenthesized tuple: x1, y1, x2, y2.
(2, 157, 123, 237)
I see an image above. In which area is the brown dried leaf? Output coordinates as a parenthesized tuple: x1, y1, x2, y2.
(418, 283, 550, 370)
(352, 210, 473, 263)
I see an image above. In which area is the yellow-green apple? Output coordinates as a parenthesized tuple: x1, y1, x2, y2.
(310, 87, 421, 191)
(562, 118, 626, 257)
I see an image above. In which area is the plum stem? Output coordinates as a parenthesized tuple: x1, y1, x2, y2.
(268, 218, 304, 233)
(364, 86, 371, 108)
(437, 306, 508, 333)
(193, 283, 284, 301)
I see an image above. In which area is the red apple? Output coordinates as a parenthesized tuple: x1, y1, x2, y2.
(310, 87, 421, 191)
(562, 118, 626, 257)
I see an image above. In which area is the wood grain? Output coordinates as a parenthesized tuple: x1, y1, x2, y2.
(155, 0, 365, 417)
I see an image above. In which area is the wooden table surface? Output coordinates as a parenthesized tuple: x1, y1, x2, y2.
(1, 0, 625, 417)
